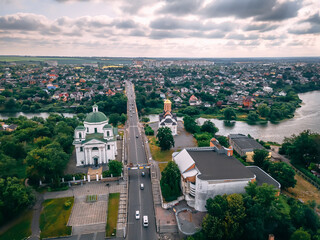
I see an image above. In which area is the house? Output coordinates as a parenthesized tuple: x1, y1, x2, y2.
(189, 95, 201, 106)
(229, 134, 272, 162)
(173, 146, 280, 211)
(73, 105, 118, 166)
(243, 97, 253, 108)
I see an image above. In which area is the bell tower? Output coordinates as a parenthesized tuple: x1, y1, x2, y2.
(164, 99, 172, 113)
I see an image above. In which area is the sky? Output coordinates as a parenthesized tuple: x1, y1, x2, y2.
(0, 0, 319, 58)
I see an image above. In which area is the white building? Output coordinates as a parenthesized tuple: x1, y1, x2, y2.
(173, 145, 280, 212)
(73, 104, 118, 167)
(158, 99, 177, 135)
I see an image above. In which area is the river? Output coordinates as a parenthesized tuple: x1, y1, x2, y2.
(0, 112, 76, 119)
(147, 91, 320, 143)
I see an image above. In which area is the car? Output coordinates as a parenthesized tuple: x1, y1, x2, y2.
(135, 210, 140, 220)
(136, 135, 139, 138)
(143, 216, 149, 227)
(140, 183, 144, 190)
(141, 172, 145, 177)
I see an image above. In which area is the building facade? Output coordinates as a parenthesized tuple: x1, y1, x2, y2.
(73, 104, 118, 167)
(158, 99, 178, 135)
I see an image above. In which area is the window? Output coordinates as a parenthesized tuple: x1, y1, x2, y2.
(94, 128, 97, 133)
(79, 133, 82, 139)
(107, 131, 110, 136)
(80, 147, 83, 152)
(87, 127, 89, 132)
(92, 147, 98, 150)
(107, 145, 110, 150)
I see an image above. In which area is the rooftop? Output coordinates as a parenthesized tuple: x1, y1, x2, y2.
(247, 166, 281, 189)
(186, 149, 255, 181)
(85, 111, 108, 123)
(230, 134, 265, 151)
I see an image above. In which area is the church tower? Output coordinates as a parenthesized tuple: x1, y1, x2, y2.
(164, 99, 172, 114)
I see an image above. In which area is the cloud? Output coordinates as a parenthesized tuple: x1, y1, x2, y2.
(255, 1, 301, 21)
(201, 0, 277, 18)
(288, 24, 320, 34)
(149, 30, 186, 39)
(157, 0, 203, 16)
(244, 23, 279, 32)
(112, 19, 137, 29)
(226, 33, 259, 40)
(0, 13, 47, 31)
(300, 12, 320, 24)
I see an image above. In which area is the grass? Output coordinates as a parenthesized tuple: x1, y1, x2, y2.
(39, 197, 74, 239)
(147, 136, 174, 172)
(285, 174, 320, 209)
(86, 195, 97, 202)
(0, 210, 32, 240)
(106, 193, 120, 237)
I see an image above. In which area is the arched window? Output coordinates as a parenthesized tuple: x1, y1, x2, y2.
(87, 127, 89, 132)
(107, 131, 110, 136)
(79, 133, 82, 139)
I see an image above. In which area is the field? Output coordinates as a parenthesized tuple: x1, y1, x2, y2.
(105, 193, 120, 237)
(0, 56, 133, 65)
(0, 210, 32, 240)
(285, 174, 320, 210)
(39, 197, 74, 239)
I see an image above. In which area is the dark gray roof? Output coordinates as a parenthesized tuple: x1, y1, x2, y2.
(164, 118, 173, 123)
(247, 166, 281, 189)
(230, 134, 264, 152)
(159, 111, 177, 122)
(186, 149, 255, 181)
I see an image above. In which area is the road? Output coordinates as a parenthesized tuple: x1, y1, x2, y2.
(125, 81, 157, 240)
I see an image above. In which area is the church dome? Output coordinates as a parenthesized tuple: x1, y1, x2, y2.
(164, 99, 171, 104)
(85, 105, 108, 123)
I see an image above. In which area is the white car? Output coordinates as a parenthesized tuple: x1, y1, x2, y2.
(135, 210, 140, 220)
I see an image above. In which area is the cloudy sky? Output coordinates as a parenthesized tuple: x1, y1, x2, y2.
(0, 0, 319, 57)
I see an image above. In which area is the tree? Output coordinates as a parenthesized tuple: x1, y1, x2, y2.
(108, 160, 123, 177)
(291, 228, 311, 240)
(268, 162, 296, 189)
(0, 153, 16, 177)
(201, 120, 219, 135)
(109, 113, 120, 126)
(258, 104, 270, 118)
(224, 108, 236, 120)
(247, 111, 259, 122)
(253, 149, 270, 168)
(184, 115, 200, 134)
(120, 113, 127, 125)
(157, 127, 175, 151)
(203, 194, 246, 240)
(26, 142, 69, 184)
(160, 161, 181, 201)
(216, 136, 229, 148)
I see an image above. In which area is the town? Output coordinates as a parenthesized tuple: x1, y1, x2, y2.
(0, 57, 319, 240)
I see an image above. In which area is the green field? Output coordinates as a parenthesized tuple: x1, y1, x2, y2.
(0, 210, 32, 240)
(106, 193, 120, 237)
(39, 197, 74, 239)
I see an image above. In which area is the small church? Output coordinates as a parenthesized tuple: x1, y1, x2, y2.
(158, 99, 178, 135)
(73, 104, 118, 167)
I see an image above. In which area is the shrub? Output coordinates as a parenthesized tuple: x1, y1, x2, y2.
(64, 200, 72, 209)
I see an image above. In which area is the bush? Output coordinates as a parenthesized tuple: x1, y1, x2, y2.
(103, 170, 111, 178)
(64, 200, 72, 209)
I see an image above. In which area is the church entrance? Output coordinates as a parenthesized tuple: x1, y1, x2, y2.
(94, 157, 98, 167)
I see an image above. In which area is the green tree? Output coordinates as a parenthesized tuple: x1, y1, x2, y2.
(183, 115, 200, 134)
(108, 160, 123, 177)
(224, 108, 236, 120)
(156, 127, 175, 151)
(201, 120, 219, 135)
(258, 104, 270, 118)
(247, 111, 259, 122)
(291, 228, 311, 240)
(253, 149, 270, 168)
(26, 142, 69, 184)
(268, 162, 296, 189)
(216, 136, 229, 148)
(109, 113, 120, 126)
(120, 113, 127, 125)
(160, 161, 181, 201)
(0, 153, 16, 177)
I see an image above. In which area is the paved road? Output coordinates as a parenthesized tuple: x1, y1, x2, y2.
(126, 82, 157, 240)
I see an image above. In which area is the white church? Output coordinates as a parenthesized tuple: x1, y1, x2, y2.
(73, 104, 118, 167)
(158, 99, 178, 135)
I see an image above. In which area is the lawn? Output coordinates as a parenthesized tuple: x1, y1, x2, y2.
(106, 193, 120, 237)
(39, 197, 74, 239)
(285, 174, 320, 211)
(0, 210, 32, 240)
